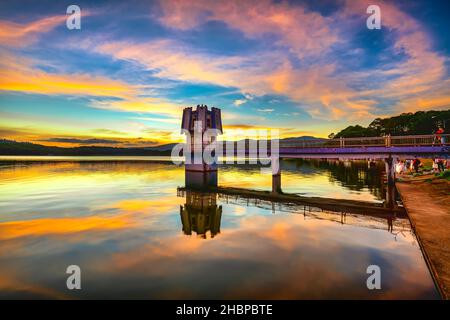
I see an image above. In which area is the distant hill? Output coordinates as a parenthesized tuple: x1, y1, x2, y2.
(332, 109, 450, 138)
(143, 143, 177, 152)
(0, 140, 174, 156)
(280, 136, 326, 142)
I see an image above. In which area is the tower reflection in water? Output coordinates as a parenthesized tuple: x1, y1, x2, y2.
(179, 171, 222, 239)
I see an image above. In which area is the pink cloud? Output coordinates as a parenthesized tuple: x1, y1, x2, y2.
(340, 0, 448, 113)
(0, 15, 67, 47)
(156, 0, 339, 58)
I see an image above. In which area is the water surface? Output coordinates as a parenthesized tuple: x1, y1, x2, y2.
(0, 158, 438, 299)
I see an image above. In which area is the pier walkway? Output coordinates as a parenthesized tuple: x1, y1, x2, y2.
(397, 179, 450, 299)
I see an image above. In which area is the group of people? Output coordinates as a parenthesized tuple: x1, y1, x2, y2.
(395, 159, 422, 174)
(366, 126, 447, 176)
(432, 158, 447, 173)
(394, 158, 448, 174)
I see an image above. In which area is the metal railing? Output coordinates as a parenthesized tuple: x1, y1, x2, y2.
(280, 134, 450, 148)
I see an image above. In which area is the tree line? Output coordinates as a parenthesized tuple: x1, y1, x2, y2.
(330, 109, 450, 138)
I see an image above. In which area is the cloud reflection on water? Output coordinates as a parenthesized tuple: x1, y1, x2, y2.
(0, 160, 439, 299)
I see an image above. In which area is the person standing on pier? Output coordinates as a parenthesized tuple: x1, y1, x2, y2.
(433, 159, 439, 173)
(437, 158, 445, 172)
(413, 158, 421, 174)
(435, 127, 445, 145)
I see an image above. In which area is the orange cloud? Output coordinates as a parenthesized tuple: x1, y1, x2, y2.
(0, 47, 187, 125)
(0, 15, 66, 47)
(0, 64, 137, 98)
(340, 0, 449, 114)
(90, 96, 183, 117)
(0, 11, 96, 47)
(97, 40, 254, 89)
(0, 52, 184, 123)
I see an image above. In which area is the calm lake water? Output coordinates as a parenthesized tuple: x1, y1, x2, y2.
(0, 157, 439, 299)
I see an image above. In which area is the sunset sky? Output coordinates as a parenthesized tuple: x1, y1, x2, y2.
(0, 0, 449, 147)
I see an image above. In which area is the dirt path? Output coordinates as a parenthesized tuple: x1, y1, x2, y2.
(396, 177, 450, 299)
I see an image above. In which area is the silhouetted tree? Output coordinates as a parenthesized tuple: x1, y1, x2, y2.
(334, 109, 450, 138)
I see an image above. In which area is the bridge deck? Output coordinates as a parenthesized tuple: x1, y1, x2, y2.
(279, 145, 449, 159)
(276, 134, 449, 159)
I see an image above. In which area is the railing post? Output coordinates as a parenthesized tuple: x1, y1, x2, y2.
(340, 137, 344, 148)
(385, 134, 391, 147)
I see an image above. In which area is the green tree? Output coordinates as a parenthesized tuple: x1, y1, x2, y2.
(333, 109, 450, 138)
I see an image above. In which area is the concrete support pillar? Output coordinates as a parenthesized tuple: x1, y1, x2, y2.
(385, 156, 395, 186)
(385, 182, 396, 209)
(272, 174, 281, 194)
(271, 156, 282, 194)
(384, 156, 397, 209)
(185, 170, 218, 189)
